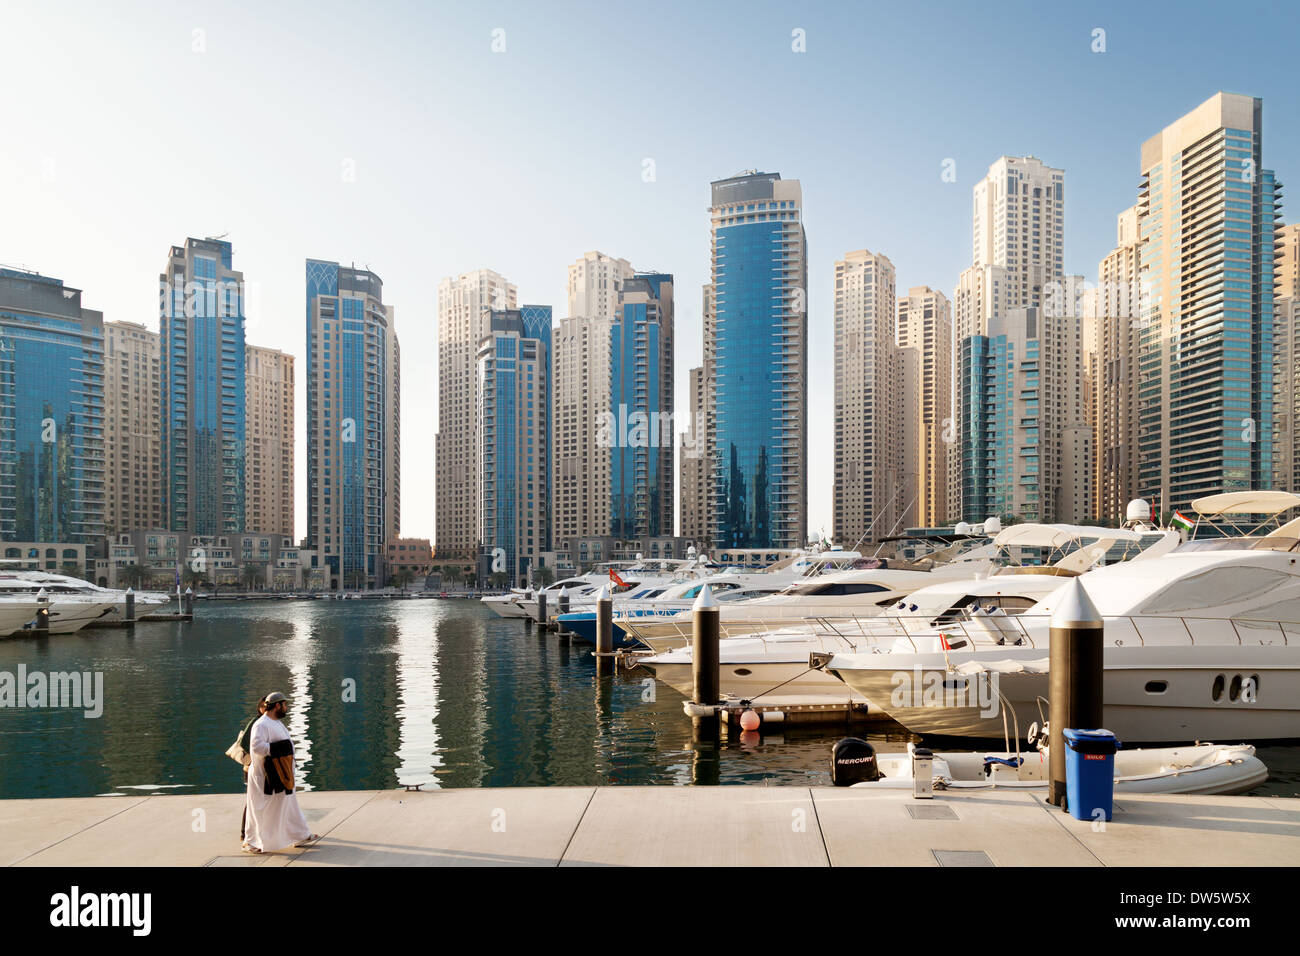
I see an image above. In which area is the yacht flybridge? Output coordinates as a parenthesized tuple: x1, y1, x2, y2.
(820, 493, 1300, 743)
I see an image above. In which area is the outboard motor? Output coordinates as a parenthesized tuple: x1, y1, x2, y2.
(831, 737, 881, 786)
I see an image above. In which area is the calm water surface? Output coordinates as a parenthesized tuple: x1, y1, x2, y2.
(1, 599, 1296, 799)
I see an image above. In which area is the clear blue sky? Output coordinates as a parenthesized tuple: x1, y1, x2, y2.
(3, 0, 1297, 541)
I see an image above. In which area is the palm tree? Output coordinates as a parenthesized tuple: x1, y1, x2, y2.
(392, 568, 414, 592)
(119, 564, 148, 590)
(534, 564, 555, 588)
(440, 565, 460, 590)
(489, 571, 510, 591)
(241, 562, 264, 591)
(182, 566, 209, 592)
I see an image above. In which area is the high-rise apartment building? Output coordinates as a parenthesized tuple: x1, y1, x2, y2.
(961, 304, 1091, 523)
(104, 321, 161, 534)
(436, 270, 516, 559)
(552, 252, 633, 550)
(1136, 92, 1281, 509)
(478, 306, 551, 584)
(679, 365, 709, 544)
(0, 268, 105, 543)
(553, 313, 613, 547)
(245, 344, 294, 538)
(305, 260, 400, 590)
(955, 156, 1065, 340)
(1274, 223, 1300, 492)
(833, 250, 903, 546)
(610, 273, 674, 538)
(1088, 206, 1143, 521)
(897, 287, 953, 527)
(160, 238, 246, 535)
(707, 171, 807, 550)
(567, 251, 632, 322)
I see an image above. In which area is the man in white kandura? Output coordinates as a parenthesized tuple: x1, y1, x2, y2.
(242, 691, 319, 854)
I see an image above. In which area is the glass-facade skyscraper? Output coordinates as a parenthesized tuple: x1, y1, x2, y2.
(0, 268, 105, 543)
(159, 238, 246, 536)
(305, 259, 401, 590)
(707, 171, 807, 550)
(611, 273, 673, 538)
(1136, 92, 1281, 510)
(478, 306, 551, 585)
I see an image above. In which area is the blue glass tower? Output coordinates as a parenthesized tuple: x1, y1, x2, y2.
(610, 273, 673, 538)
(0, 269, 105, 543)
(707, 172, 807, 549)
(305, 260, 400, 590)
(478, 306, 551, 585)
(160, 238, 246, 536)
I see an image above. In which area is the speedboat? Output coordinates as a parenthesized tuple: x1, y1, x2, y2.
(822, 494, 1300, 742)
(852, 741, 1267, 795)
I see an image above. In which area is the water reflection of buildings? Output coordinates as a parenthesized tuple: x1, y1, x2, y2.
(432, 608, 489, 787)
(392, 602, 442, 788)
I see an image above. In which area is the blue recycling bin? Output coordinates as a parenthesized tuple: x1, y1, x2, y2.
(1062, 728, 1120, 821)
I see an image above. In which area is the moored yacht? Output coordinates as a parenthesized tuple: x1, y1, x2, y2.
(821, 494, 1300, 742)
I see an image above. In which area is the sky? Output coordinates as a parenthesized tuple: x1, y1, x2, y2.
(3, 0, 1298, 543)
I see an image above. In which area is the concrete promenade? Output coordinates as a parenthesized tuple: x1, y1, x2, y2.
(3, 787, 1297, 867)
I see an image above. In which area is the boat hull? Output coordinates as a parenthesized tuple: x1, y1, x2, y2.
(828, 645, 1300, 743)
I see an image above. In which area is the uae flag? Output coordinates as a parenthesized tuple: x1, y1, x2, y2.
(1171, 510, 1194, 532)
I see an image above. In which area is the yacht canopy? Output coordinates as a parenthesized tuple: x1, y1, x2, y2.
(993, 523, 1148, 550)
(1192, 491, 1300, 517)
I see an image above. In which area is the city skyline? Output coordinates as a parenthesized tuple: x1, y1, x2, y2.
(4, 2, 1299, 540)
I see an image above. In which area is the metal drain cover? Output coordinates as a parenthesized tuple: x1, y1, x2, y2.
(907, 805, 958, 820)
(205, 855, 269, 867)
(932, 849, 994, 867)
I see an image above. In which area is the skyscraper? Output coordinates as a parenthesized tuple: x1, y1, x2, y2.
(245, 344, 294, 538)
(610, 273, 674, 538)
(1274, 223, 1300, 492)
(305, 260, 400, 590)
(436, 270, 516, 559)
(104, 321, 162, 535)
(1088, 206, 1143, 521)
(160, 238, 246, 535)
(897, 286, 954, 527)
(1136, 92, 1281, 509)
(679, 365, 709, 544)
(833, 250, 903, 546)
(707, 171, 807, 550)
(961, 302, 1091, 524)
(552, 252, 631, 550)
(955, 157, 1066, 524)
(0, 268, 105, 543)
(478, 306, 551, 584)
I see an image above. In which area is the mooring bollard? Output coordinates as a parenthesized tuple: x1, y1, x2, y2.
(537, 589, 548, 630)
(595, 585, 614, 675)
(691, 584, 720, 738)
(556, 586, 570, 639)
(183, 587, 194, 620)
(124, 587, 136, 624)
(1047, 577, 1104, 808)
(523, 589, 534, 627)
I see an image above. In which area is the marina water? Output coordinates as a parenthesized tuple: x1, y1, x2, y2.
(1, 599, 1295, 799)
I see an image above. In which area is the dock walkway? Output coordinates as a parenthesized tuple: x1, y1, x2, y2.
(4, 787, 1297, 866)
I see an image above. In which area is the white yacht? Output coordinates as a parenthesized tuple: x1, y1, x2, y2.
(636, 522, 1178, 707)
(623, 531, 1006, 653)
(11, 569, 170, 623)
(822, 494, 1300, 742)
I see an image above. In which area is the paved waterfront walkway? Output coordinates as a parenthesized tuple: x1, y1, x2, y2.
(3, 788, 1297, 866)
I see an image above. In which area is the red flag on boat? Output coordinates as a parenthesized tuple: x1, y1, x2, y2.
(609, 568, 627, 588)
